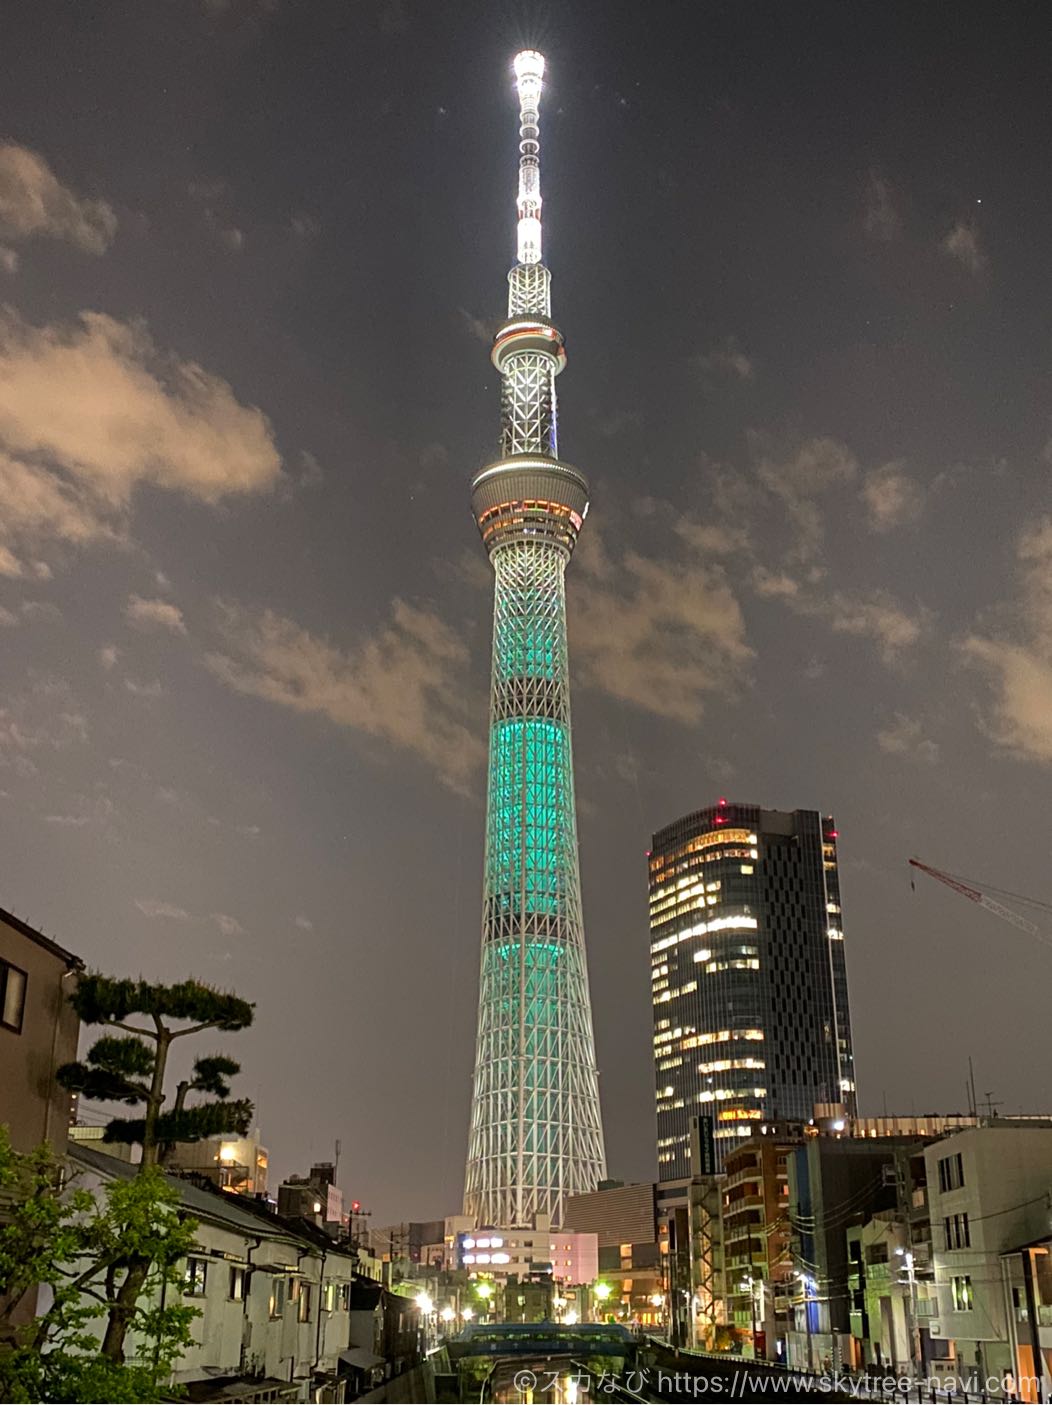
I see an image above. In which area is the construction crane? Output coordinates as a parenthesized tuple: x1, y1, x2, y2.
(908, 857, 1052, 951)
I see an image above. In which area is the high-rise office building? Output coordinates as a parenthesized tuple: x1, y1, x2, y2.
(649, 801, 856, 1177)
(463, 52, 606, 1229)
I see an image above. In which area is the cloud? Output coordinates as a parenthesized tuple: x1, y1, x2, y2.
(43, 794, 115, 828)
(291, 213, 320, 240)
(0, 247, 18, 274)
(124, 677, 165, 698)
(753, 434, 858, 561)
(0, 310, 281, 568)
(214, 223, 244, 252)
(860, 462, 926, 532)
(206, 598, 485, 791)
(695, 336, 754, 382)
(0, 143, 117, 253)
(571, 532, 752, 724)
(673, 516, 752, 557)
(0, 678, 87, 772)
(863, 170, 901, 242)
(125, 594, 187, 635)
(98, 644, 119, 669)
(942, 221, 985, 273)
(962, 519, 1052, 760)
(20, 601, 62, 624)
(294, 914, 313, 932)
(0, 309, 281, 502)
(876, 712, 939, 763)
(135, 898, 191, 920)
(457, 308, 494, 344)
(212, 913, 246, 938)
(825, 590, 927, 661)
(0, 453, 118, 569)
(752, 569, 927, 664)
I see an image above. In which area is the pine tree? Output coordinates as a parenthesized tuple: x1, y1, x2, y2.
(56, 975, 255, 1362)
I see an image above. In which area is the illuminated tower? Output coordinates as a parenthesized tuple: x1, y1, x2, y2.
(463, 51, 607, 1229)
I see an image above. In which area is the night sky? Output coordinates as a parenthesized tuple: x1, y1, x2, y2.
(3, 0, 1052, 1224)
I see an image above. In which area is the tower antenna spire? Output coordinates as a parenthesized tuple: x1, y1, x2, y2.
(513, 49, 544, 266)
(464, 52, 606, 1230)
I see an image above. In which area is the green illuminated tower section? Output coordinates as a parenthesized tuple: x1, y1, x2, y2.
(464, 51, 607, 1229)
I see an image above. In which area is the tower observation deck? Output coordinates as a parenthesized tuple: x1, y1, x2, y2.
(463, 51, 607, 1229)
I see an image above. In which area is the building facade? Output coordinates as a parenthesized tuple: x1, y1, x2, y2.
(925, 1124, 1052, 1391)
(564, 1181, 665, 1326)
(463, 50, 606, 1229)
(452, 1220, 598, 1287)
(649, 802, 855, 1176)
(71, 1143, 378, 1403)
(722, 1123, 804, 1359)
(166, 1129, 269, 1196)
(0, 905, 81, 1155)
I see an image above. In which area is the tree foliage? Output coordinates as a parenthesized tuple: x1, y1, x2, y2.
(0, 1129, 198, 1402)
(53, 971, 255, 1363)
(57, 974, 255, 1166)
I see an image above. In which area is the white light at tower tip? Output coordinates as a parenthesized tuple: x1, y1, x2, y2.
(513, 50, 545, 266)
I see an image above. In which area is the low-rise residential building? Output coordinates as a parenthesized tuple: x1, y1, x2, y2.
(278, 1162, 344, 1233)
(999, 1231, 1052, 1402)
(166, 1129, 270, 1196)
(787, 1133, 918, 1371)
(0, 905, 82, 1155)
(70, 1143, 422, 1402)
(845, 1142, 937, 1375)
(925, 1123, 1052, 1392)
(723, 1123, 803, 1360)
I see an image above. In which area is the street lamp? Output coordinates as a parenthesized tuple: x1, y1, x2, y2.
(475, 1280, 494, 1321)
(593, 1281, 612, 1322)
(462, 1306, 474, 1322)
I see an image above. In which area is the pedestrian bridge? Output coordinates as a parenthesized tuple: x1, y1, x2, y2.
(446, 1322, 640, 1401)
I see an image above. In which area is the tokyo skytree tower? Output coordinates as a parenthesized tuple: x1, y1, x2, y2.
(463, 51, 607, 1229)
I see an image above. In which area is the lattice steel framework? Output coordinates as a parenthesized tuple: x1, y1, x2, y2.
(464, 51, 606, 1229)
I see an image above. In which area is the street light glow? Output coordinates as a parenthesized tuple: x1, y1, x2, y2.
(416, 1292, 433, 1314)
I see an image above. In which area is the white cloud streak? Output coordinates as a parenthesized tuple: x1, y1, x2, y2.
(125, 594, 188, 635)
(205, 598, 485, 792)
(0, 143, 117, 254)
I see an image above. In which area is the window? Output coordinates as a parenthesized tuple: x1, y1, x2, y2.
(323, 1281, 336, 1313)
(952, 1275, 973, 1312)
(0, 961, 27, 1033)
(229, 1266, 246, 1301)
(944, 1214, 971, 1250)
(184, 1258, 208, 1297)
(938, 1152, 965, 1193)
(338, 1282, 351, 1311)
(269, 1277, 286, 1319)
(298, 1283, 312, 1323)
